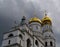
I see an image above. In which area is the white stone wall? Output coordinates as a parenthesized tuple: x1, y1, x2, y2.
(44, 39, 55, 47)
(2, 36, 24, 47)
(29, 22, 42, 33)
(44, 32, 54, 39)
(24, 32, 33, 47)
(34, 37, 44, 47)
(3, 30, 24, 39)
(2, 37, 20, 47)
(2, 30, 24, 47)
(2, 28, 45, 47)
(2, 24, 45, 47)
(44, 31, 55, 47)
(23, 31, 44, 47)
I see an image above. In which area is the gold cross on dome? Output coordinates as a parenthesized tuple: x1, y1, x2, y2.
(44, 10, 47, 16)
(33, 11, 37, 17)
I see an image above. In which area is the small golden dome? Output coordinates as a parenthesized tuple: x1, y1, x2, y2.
(42, 15, 51, 22)
(42, 15, 52, 25)
(29, 17, 41, 24)
(42, 10, 52, 23)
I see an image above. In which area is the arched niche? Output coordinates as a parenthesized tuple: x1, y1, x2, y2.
(35, 40, 39, 47)
(27, 39, 31, 47)
(8, 34, 14, 37)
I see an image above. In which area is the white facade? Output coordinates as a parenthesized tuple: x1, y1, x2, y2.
(1, 16, 56, 47)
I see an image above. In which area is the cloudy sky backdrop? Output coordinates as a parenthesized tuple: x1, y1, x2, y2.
(0, 0, 60, 47)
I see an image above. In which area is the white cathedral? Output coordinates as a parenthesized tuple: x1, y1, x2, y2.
(1, 12, 56, 47)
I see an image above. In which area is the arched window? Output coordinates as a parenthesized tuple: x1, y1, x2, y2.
(8, 34, 13, 37)
(19, 34, 23, 39)
(35, 40, 39, 47)
(41, 46, 43, 47)
(27, 39, 31, 47)
(50, 41, 53, 46)
(36, 26, 38, 29)
(45, 42, 47, 46)
(8, 40, 10, 44)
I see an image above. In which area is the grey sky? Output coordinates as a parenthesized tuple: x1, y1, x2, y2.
(0, 0, 60, 47)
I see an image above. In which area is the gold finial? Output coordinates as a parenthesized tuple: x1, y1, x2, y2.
(33, 11, 36, 17)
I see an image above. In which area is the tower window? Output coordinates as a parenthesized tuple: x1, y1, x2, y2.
(35, 40, 39, 47)
(19, 34, 23, 39)
(8, 40, 10, 44)
(50, 41, 53, 46)
(45, 42, 47, 46)
(20, 40, 21, 44)
(27, 39, 31, 47)
(36, 26, 38, 29)
(41, 46, 43, 47)
(8, 34, 13, 37)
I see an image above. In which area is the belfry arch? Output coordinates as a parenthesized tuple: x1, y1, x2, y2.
(35, 40, 39, 47)
(27, 39, 31, 47)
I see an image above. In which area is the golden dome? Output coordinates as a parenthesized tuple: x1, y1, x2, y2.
(42, 15, 52, 25)
(29, 17, 41, 24)
(42, 10, 52, 23)
(42, 15, 51, 22)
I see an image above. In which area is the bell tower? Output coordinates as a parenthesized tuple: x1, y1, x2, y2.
(42, 12, 56, 47)
(28, 13, 43, 39)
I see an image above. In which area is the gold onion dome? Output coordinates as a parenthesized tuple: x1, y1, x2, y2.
(42, 14, 52, 25)
(29, 17, 41, 24)
(42, 15, 51, 22)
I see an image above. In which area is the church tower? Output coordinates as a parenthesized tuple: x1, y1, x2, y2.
(29, 16, 42, 37)
(42, 13, 56, 47)
(1, 11, 56, 47)
(1, 16, 27, 47)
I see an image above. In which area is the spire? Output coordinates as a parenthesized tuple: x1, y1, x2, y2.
(42, 10, 52, 26)
(33, 11, 37, 17)
(20, 16, 26, 26)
